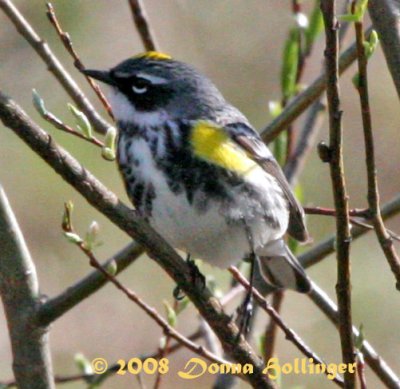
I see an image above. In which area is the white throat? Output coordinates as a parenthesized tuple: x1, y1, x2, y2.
(108, 89, 170, 127)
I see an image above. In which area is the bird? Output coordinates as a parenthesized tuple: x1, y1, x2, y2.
(83, 51, 312, 297)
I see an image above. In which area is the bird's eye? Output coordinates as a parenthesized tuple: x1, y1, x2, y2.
(132, 77, 150, 94)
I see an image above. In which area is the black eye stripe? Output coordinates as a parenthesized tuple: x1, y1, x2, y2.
(132, 77, 151, 89)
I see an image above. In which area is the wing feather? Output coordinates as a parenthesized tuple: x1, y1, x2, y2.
(226, 123, 309, 242)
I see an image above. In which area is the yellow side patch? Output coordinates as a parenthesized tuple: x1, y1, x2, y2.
(191, 121, 256, 174)
(134, 51, 172, 60)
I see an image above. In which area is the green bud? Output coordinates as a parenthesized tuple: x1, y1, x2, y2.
(101, 147, 116, 161)
(32, 89, 47, 116)
(352, 72, 360, 89)
(159, 336, 167, 349)
(74, 353, 93, 375)
(68, 103, 93, 139)
(268, 101, 283, 119)
(63, 231, 83, 245)
(364, 30, 379, 59)
(102, 127, 117, 161)
(83, 221, 100, 251)
(106, 259, 118, 276)
(354, 324, 365, 350)
(163, 300, 177, 327)
(62, 201, 74, 231)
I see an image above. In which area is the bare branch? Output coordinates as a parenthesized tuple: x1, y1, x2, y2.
(0, 91, 276, 389)
(354, 5, 400, 290)
(0, 187, 55, 389)
(321, 1, 355, 387)
(368, 0, 400, 100)
(127, 0, 158, 51)
(0, 0, 111, 134)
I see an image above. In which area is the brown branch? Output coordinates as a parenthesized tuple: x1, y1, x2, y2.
(45, 2, 114, 120)
(0, 91, 276, 389)
(320, 1, 356, 388)
(127, 0, 158, 51)
(229, 267, 344, 387)
(0, 187, 55, 389)
(368, 0, 400, 100)
(261, 27, 372, 143)
(354, 6, 400, 291)
(0, 0, 111, 135)
(77, 243, 230, 368)
(262, 291, 284, 361)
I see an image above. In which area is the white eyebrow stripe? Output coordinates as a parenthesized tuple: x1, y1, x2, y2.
(136, 73, 168, 85)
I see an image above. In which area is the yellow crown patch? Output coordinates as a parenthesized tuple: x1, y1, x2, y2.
(134, 51, 172, 61)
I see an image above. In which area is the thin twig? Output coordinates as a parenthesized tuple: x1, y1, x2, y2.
(353, 3, 400, 291)
(300, 192, 400, 268)
(0, 0, 111, 135)
(261, 26, 372, 143)
(357, 353, 368, 389)
(262, 291, 284, 361)
(229, 267, 344, 387)
(127, 0, 158, 51)
(45, 2, 114, 119)
(321, 1, 355, 387)
(40, 106, 104, 148)
(0, 91, 276, 389)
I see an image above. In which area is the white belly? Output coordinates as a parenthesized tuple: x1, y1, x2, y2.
(119, 137, 289, 268)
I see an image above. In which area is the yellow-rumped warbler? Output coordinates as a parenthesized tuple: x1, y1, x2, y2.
(83, 51, 311, 294)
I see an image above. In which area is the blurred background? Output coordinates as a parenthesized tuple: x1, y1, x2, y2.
(1, 0, 400, 388)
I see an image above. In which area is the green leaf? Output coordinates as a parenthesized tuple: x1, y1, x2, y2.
(68, 103, 93, 139)
(32, 89, 47, 116)
(62, 200, 74, 231)
(281, 28, 300, 100)
(305, 2, 323, 53)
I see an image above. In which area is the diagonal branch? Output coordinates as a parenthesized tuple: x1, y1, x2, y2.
(321, 1, 355, 387)
(0, 0, 111, 135)
(127, 0, 158, 51)
(0, 91, 276, 389)
(36, 242, 143, 326)
(0, 187, 55, 389)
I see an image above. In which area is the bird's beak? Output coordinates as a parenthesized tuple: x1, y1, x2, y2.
(82, 69, 115, 86)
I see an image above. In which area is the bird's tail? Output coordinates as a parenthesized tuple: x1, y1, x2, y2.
(257, 239, 311, 293)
